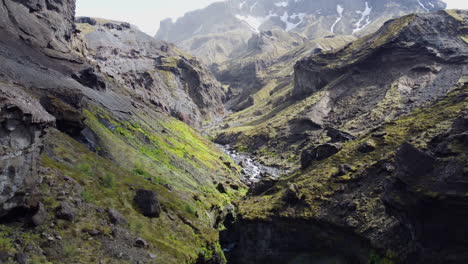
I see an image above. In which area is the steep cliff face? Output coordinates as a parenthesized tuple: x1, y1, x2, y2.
(218, 10, 468, 264)
(155, 0, 445, 65)
(0, 1, 242, 263)
(76, 17, 226, 128)
(0, 84, 54, 217)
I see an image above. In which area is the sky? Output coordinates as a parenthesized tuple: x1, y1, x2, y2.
(75, 0, 468, 36)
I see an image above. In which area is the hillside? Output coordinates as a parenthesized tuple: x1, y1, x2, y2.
(0, 0, 243, 263)
(217, 9, 468, 264)
(0, 0, 467, 264)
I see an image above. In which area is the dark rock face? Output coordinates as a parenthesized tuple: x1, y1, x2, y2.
(71, 68, 106, 91)
(134, 190, 161, 218)
(0, 85, 54, 217)
(383, 113, 468, 263)
(301, 143, 341, 169)
(222, 218, 369, 264)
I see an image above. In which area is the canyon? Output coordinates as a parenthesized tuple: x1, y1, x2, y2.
(0, 0, 467, 264)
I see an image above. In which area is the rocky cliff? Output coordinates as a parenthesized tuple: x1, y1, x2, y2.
(0, 0, 243, 263)
(76, 17, 226, 128)
(155, 0, 445, 65)
(217, 9, 468, 264)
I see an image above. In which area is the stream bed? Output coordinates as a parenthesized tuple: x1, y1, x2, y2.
(216, 144, 283, 183)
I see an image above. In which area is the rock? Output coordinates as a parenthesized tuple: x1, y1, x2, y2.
(134, 189, 161, 218)
(248, 176, 278, 195)
(283, 183, 302, 204)
(84, 229, 101, 236)
(301, 143, 342, 169)
(149, 253, 157, 259)
(358, 140, 377, 153)
(15, 253, 27, 264)
(335, 164, 355, 176)
(31, 202, 48, 226)
(56, 201, 77, 221)
(216, 183, 227, 194)
(327, 128, 355, 142)
(0, 90, 54, 217)
(372, 131, 388, 138)
(134, 237, 148, 248)
(75, 17, 97, 26)
(107, 208, 128, 226)
(71, 68, 106, 91)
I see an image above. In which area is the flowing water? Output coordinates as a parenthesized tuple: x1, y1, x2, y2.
(216, 144, 283, 183)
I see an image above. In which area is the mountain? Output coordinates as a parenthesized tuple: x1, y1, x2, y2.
(1, 0, 468, 263)
(0, 0, 243, 263)
(155, 0, 446, 65)
(216, 9, 468, 264)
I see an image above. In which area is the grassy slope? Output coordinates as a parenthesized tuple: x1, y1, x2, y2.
(238, 80, 467, 220)
(0, 102, 245, 264)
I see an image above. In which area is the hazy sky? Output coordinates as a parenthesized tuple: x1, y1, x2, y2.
(76, 0, 468, 36)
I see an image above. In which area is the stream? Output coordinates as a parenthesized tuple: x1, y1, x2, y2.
(216, 144, 283, 183)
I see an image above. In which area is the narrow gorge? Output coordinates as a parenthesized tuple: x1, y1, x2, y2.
(0, 0, 467, 264)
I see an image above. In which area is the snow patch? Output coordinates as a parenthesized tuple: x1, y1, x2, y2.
(418, 0, 430, 12)
(353, 2, 372, 34)
(280, 12, 306, 31)
(330, 5, 344, 33)
(236, 11, 275, 33)
(193, 24, 203, 34)
(275, 1, 288, 7)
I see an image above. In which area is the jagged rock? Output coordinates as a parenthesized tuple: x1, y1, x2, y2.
(107, 208, 128, 226)
(0, 85, 54, 217)
(56, 201, 77, 221)
(31, 203, 47, 226)
(75, 17, 97, 25)
(134, 189, 161, 218)
(301, 143, 342, 169)
(71, 68, 106, 91)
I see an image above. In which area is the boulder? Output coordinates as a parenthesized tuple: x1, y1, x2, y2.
(301, 143, 342, 169)
(56, 201, 77, 221)
(134, 189, 161, 218)
(358, 140, 377, 153)
(107, 208, 128, 226)
(216, 183, 227, 194)
(248, 176, 279, 195)
(31, 203, 48, 226)
(134, 237, 148, 248)
(283, 183, 302, 204)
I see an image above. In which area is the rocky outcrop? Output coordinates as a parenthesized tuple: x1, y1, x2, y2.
(0, 84, 54, 217)
(383, 111, 468, 263)
(76, 17, 225, 127)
